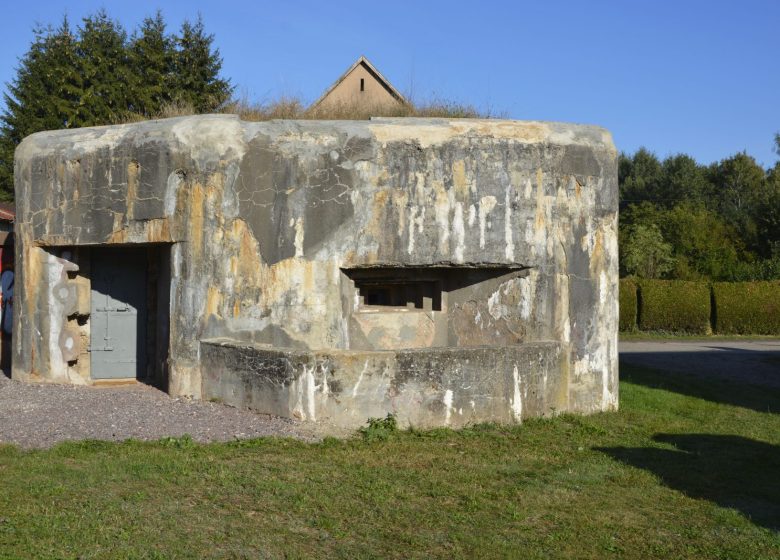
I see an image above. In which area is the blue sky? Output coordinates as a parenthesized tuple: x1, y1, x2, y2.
(1, 0, 778, 166)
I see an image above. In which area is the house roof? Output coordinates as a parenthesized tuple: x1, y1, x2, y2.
(0, 202, 14, 222)
(310, 56, 408, 110)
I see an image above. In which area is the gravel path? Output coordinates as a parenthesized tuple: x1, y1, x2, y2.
(0, 374, 316, 449)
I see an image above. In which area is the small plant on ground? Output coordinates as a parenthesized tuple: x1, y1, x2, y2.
(357, 413, 398, 442)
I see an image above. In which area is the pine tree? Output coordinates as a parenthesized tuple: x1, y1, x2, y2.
(173, 15, 232, 112)
(0, 10, 233, 200)
(129, 11, 174, 117)
(74, 10, 132, 127)
(0, 18, 81, 199)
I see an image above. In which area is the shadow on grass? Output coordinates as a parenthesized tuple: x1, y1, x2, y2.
(598, 433, 780, 531)
(620, 361, 780, 414)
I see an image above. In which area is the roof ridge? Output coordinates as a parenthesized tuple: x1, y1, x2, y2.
(309, 56, 407, 110)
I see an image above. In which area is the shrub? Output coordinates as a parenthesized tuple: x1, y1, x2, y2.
(619, 278, 638, 331)
(712, 281, 780, 334)
(638, 279, 711, 334)
(358, 414, 398, 442)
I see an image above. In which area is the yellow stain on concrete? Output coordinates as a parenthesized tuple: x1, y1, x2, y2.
(145, 219, 171, 243)
(391, 190, 408, 238)
(452, 160, 469, 200)
(206, 174, 224, 228)
(589, 227, 607, 277)
(206, 286, 223, 318)
(24, 244, 42, 320)
(222, 218, 264, 292)
(369, 124, 455, 148)
(535, 168, 545, 230)
(369, 120, 553, 149)
(238, 226, 260, 282)
(108, 217, 128, 243)
(189, 183, 205, 255)
(463, 121, 549, 143)
(364, 188, 392, 243)
(126, 160, 139, 220)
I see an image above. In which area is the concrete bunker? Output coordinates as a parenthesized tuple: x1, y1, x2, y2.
(13, 116, 619, 430)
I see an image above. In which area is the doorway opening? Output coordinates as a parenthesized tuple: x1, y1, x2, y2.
(88, 245, 171, 389)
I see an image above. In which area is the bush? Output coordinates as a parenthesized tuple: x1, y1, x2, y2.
(619, 278, 638, 331)
(638, 280, 711, 334)
(713, 281, 780, 334)
(357, 414, 398, 442)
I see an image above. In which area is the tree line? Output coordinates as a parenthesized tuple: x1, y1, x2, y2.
(0, 9, 232, 199)
(620, 140, 780, 281)
(1, 10, 778, 283)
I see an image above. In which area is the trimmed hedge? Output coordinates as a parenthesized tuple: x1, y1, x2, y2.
(713, 281, 780, 335)
(638, 279, 711, 334)
(619, 278, 638, 331)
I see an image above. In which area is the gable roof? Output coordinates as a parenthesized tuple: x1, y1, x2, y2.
(0, 202, 14, 222)
(310, 56, 408, 109)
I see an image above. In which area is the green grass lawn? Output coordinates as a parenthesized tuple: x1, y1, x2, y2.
(1, 364, 778, 559)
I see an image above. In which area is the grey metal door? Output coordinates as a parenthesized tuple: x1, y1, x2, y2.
(90, 250, 147, 379)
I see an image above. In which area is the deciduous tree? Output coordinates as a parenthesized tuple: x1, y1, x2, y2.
(621, 223, 675, 279)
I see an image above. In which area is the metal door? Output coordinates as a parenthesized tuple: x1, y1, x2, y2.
(90, 250, 147, 379)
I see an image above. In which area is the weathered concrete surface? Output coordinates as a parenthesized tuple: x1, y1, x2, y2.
(201, 339, 564, 429)
(14, 115, 618, 428)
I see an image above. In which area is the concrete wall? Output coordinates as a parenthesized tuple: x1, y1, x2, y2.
(13, 115, 619, 428)
(201, 339, 564, 429)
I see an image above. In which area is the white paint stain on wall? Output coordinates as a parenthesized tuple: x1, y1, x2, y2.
(519, 275, 532, 320)
(524, 218, 534, 244)
(393, 190, 408, 238)
(164, 172, 182, 216)
(468, 204, 476, 227)
(434, 187, 451, 254)
(478, 196, 497, 249)
(320, 363, 330, 398)
(172, 116, 247, 170)
(292, 364, 318, 422)
(511, 365, 523, 421)
(523, 178, 533, 199)
(293, 217, 305, 257)
(488, 289, 504, 320)
(504, 185, 515, 260)
(452, 202, 465, 262)
(416, 207, 426, 234)
(407, 206, 418, 254)
(443, 389, 454, 424)
(45, 253, 68, 381)
(352, 360, 369, 397)
(305, 364, 317, 421)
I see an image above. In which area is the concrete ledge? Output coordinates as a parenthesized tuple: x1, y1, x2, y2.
(200, 338, 565, 430)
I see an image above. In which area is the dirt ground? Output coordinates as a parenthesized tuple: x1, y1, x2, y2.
(0, 373, 317, 449)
